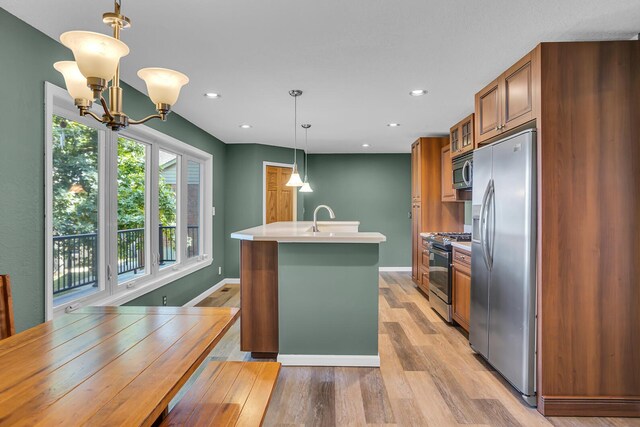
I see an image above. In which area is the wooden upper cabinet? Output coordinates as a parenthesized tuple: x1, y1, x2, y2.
(475, 79, 502, 143)
(475, 49, 539, 144)
(441, 145, 456, 202)
(502, 52, 535, 131)
(411, 140, 422, 202)
(450, 127, 460, 154)
(450, 113, 475, 158)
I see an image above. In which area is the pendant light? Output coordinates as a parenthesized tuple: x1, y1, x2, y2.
(299, 124, 313, 193)
(286, 90, 304, 187)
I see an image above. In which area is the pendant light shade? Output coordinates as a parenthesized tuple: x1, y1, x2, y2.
(53, 61, 94, 101)
(299, 182, 313, 193)
(286, 164, 304, 187)
(137, 67, 189, 106)
(299, 123, 313, 192)
(286, 90, 304, 187)
(60, 31, 129, 81)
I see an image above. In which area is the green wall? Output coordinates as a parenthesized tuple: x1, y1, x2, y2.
(0, 8, 414, 332)
(224, 144, 304, 277)
(0, 9, 227, 331)
(302, 154, 411, 267)
(278, 243, 379, 356)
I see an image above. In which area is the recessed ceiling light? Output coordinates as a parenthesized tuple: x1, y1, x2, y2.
(409, 89, 427, 96)
(239, 124, 252, 129)
(387, 123, 400, 127)
(204, 92, 221, 98)
(362, 144, 371, 148)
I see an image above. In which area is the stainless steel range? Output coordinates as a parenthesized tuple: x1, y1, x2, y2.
(425, 232, 471, 322)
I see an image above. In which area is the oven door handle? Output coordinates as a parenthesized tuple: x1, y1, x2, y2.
(462, 160, 471, 186)
(428, 246, 450, 259)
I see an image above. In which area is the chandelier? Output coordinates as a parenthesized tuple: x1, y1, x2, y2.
(53, 0, 189, 131)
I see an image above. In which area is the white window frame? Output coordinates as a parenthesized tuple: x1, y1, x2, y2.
(45, 82, 213, 320)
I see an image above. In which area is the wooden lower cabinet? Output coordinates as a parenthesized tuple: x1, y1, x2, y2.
(417, 237, 430, 296)
(451, 247, 471, 332)
(411, 203, 421, 283)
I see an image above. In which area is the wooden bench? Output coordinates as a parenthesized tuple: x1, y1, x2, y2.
(162, 361, 281, 426)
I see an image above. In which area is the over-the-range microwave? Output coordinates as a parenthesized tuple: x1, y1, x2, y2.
(452, 152, 473, 190)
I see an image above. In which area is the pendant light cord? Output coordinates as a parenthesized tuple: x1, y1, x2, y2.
(293, 95, 297, 166)
(304, 127, 309, 180)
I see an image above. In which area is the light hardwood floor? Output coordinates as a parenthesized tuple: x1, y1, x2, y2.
(196, 272, 640, 427)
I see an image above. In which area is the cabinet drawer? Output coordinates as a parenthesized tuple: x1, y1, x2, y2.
(421, 237, 429, 250)
(419, 269, 430, 296)
(453, 247, 471, 267)
(421, 249, 430, 269)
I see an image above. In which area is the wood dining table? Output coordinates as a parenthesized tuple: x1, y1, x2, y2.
(0, 305, 240, 426)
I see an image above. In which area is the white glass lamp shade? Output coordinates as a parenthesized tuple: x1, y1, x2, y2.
(60, 31, 129, 81)
(137, 68, 189, 106)
(285, 165, 304, 187)
(53, 61, 93, 100)
(299, 181, 313, 192)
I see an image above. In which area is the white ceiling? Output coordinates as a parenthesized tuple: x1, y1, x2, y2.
(2, 0, 639, 153)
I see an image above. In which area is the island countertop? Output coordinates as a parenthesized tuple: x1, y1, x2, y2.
(230, 221, 386, 243)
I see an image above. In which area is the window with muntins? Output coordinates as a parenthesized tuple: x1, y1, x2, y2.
(45, 83, 213, 318)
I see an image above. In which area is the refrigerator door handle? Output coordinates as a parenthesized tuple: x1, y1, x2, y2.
(479, 179, 492, 270)
(485, 180, 495, 270)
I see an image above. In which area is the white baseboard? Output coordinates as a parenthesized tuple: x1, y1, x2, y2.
(277, 354, 380, 367)
(379, 267, 411, 272)
(183, 278, 239, 307)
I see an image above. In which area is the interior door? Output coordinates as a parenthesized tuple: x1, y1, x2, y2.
(487, 130, 537, 397)
(265, 165, 294, 224)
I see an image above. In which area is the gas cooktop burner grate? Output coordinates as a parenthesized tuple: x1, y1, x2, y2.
(428, 232, 472, 242)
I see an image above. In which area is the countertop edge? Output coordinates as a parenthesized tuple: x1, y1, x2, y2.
(230, 232, 387, 244)
(451, 241, 472, 251)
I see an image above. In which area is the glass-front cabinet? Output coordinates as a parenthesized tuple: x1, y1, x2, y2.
(450, 113, 475, 158)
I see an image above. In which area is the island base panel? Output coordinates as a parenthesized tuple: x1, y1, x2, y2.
(278, 243, 379, 362)
(240, 240, 279, 354)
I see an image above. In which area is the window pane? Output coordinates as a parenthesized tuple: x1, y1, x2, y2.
(159, 150, 178, 268)
(52, 115, 100, 306)
(187, 160, 201, 258)
(117, 137, 147, 283)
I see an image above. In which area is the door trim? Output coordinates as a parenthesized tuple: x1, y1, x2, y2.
(262, 161, 298, 225)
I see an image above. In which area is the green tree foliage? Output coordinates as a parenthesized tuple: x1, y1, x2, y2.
(117, 137, 177, 229)
(52, 115, 177, 236)
(52, 115, 99, 235)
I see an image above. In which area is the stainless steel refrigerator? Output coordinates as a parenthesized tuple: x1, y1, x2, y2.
(470, 129, 537, 406)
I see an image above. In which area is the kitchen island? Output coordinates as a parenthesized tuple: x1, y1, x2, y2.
(231, 221, 386, 367)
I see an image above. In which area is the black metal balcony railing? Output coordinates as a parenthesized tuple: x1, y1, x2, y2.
(53, 226, 199, 295)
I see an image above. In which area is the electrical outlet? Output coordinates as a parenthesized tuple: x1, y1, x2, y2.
(162, 296, 167, 306)
(218, 266, 222, 275)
